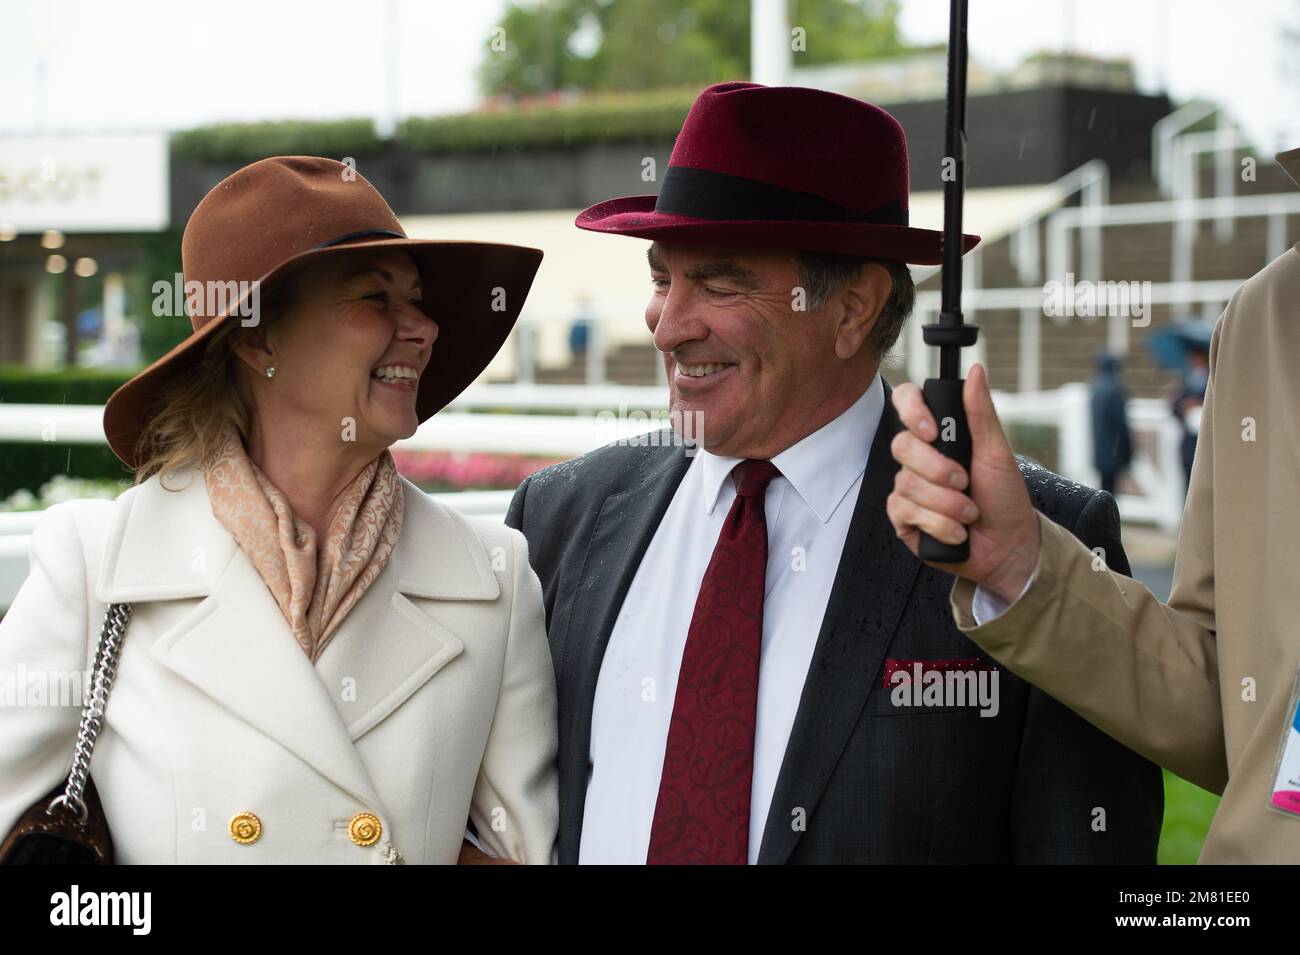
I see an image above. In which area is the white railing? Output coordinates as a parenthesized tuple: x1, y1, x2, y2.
(1170, 127, 1253, 243)
(1049, 190, 1300, 288)
(1153, 100, 1221, 198)
(0, 380, 1191, 610)
(0, 400, 670, 459)
(1047, 159, 1110, 284)
(904, 187, 1300, 394)
(910, 159, 1110, 294)
(992, 385, 1186, 532)
(906, 161, 1111, 390)
(907, 276, 1247, 397)
(513, 317, 610, 386)
(449, 381, 664, 414)
(1149, 101, 1291, 280)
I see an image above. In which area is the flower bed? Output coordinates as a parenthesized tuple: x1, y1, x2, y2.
(390, 450, 566, 493)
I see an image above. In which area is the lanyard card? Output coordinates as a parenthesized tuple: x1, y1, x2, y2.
(1268, 667, 1300, 818)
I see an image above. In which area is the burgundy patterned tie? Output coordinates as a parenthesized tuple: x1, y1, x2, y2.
(647, 458, 781, 865)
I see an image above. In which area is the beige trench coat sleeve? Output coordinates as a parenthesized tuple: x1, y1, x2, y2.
(949, 316, 1229, 795)
(466, 527, 559, 864)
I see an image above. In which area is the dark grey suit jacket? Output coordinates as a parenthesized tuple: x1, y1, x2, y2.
(505, 385, 1163, 864)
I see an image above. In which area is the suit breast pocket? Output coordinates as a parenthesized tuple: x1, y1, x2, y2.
(871, 695, 987, 717)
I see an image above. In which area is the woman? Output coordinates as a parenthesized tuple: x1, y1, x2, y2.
(0, 156, 557, 864)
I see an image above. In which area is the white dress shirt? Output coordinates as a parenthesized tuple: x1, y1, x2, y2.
(578, 374, 885, 864)
(971, 571, 1037, 624)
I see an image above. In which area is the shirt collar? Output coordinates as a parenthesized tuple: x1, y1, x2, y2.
(699, 372, 884, 523)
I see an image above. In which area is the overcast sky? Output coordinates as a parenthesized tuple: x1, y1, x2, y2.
(1, 0, 1295, 153)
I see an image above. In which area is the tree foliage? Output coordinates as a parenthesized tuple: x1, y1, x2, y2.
(480, 0, 912, 97)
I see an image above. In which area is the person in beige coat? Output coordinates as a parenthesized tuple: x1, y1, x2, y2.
(0, 156, 558, 864)
(885, 148, 1300, 863)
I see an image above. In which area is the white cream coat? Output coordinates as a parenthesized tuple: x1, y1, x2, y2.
(0, 467, 558, 864)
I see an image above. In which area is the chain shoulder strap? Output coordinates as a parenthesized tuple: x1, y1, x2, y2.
(47, 602, 132, 823)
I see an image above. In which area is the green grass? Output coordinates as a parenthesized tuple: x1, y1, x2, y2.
(1158, 769, 1220, 864)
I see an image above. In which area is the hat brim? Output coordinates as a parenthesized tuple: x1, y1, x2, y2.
(103, 237, 543, 469)
(575, 194, 979, 264)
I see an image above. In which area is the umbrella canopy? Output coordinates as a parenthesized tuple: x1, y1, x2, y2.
(1145, 321, 1214, 372)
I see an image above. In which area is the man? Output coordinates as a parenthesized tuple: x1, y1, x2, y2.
(1173, 342, 1209, 492)
(1090, 352, 1132, 496)
(887, 148, 1300, 865)
(508, 81, 1161, 864)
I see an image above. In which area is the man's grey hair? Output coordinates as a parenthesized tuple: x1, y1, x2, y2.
(795, 251, 915, 357)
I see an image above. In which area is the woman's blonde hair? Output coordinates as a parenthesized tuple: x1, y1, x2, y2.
(131, 275, 296, 485)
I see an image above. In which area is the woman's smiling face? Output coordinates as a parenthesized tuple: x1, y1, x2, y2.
(234, 247, 438, 456)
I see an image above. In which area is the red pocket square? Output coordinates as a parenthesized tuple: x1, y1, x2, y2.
(882, 658, 996, 687)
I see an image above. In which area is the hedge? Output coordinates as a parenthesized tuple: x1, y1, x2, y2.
(0, 366, 132, 404)
(167, 89, 695, 164)
(398, 88, 695, 152)
(0, 367, 135, 496)
(1005, 421, 1059, 473)
(170, 118, 387, 164)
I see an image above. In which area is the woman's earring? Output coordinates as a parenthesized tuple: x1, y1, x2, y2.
(264, 366, 276, 379)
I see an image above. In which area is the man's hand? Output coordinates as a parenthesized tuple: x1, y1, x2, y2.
(886, 363, 1042, 604)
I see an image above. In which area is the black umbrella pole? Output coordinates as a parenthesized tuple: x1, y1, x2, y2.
(918, 0, 978, 564)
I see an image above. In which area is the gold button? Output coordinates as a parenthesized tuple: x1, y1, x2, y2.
(348, 812, 382, 847)
(229, 811, 262, 845)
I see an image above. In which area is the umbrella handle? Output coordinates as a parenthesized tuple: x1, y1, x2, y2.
(918, 377, 972, 563)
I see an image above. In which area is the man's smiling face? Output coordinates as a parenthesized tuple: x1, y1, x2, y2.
(644, 240, 881, 459)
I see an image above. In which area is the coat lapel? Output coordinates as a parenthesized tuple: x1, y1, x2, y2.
(757, 387, 921, 864)
(556, 436, 692, 863)
(146, 553, 389, 810)
(97, 469, 497, 811)
(314, 479, 498, 740)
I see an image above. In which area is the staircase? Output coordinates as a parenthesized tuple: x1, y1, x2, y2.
(520, 152, 1296, 399)
(915, 160, 1296, 399)
(534, 343, 662, 386)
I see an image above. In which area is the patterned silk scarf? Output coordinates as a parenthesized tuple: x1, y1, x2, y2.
(201, 422, 404, 661)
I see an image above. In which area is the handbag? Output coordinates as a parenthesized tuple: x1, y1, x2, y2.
(0, 602, 132, 865)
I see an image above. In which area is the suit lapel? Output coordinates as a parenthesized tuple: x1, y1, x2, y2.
(556, 438, 692, 864)
(757, 388, 921, 864)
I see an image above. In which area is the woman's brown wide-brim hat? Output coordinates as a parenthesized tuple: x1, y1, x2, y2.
(103, 155, 543, 468)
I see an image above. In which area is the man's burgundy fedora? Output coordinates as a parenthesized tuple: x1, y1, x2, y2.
(103, 156, 542, 468)
(576, 81, 979, 264)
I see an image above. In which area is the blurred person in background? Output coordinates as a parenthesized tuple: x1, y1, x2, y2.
(568, 293, 594, 366)
(1173, 343, 1210, 492)
(1090, 352, 1133, 496)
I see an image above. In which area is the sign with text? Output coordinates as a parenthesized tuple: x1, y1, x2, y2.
(0, 132, 168, 233)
